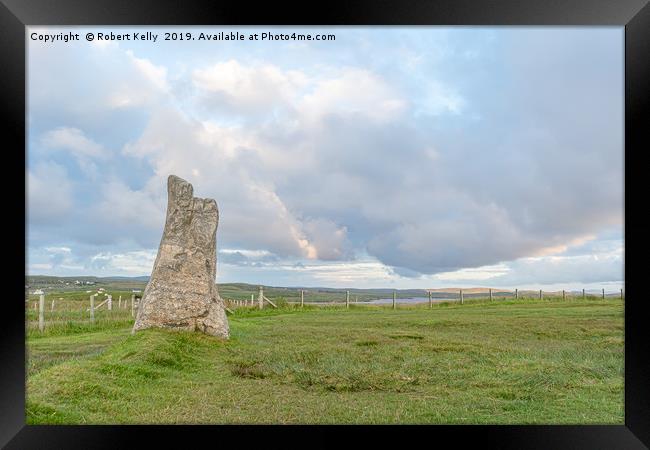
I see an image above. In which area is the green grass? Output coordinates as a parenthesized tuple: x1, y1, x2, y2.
(26, 298, 624, 424)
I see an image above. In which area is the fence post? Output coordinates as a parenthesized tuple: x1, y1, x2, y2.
(258, 286, 264, 310)
(515, 288, 518, 300)
(539, 289, 543, 300)
(489, 288, 493, 301)
(621, 288, 623, 300)
(562, 290, 565, 301)
(107, 295, 112, 311)
(392, 290, 396, 310)
(90, 295, 95, 324)
(51, 298, 55, 312)
(460, 288, 464, 305)
(301, 290, 304, 308)
(429, 291, 432, 309)
(131, 295, 135, 317)
(39, 294, 45, 332)
(583, 288, 586, 300)
(346, 290, 350, 309)
(602, 288, 605, 300)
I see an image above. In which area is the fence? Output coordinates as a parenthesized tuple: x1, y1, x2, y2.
(27, 286, 624, 333)
(26, 292, 142, 333)
(221, 286, 625, 311)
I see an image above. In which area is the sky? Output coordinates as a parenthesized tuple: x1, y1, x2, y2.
(26, 26, 624, 291)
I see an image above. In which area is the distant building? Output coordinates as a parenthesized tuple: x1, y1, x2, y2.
(33, 289, 44, 295)
(132, 289, 142, 293)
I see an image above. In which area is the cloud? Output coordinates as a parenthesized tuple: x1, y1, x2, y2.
(193, 59, 307, 114)
(192, 61, 406, 124)
(121, 37, 623, 277)
(126, 50, 170, 92)
(26, 28, 624, 286)
(497, 253, 623, 285)
(299, 68, 406, 122)
(120, 108, 349, 260)
(27, 162, 74, 224)
(89, 180, 167, 247)
(422, 236, 623, 287)
(104, 49, 171, 110)
(45, 246, 72, 253)
(301, 218, 350, 260)
(218, 249, 279, 266)
(88, 249, 157, 275)
(41, 127, 106, 159)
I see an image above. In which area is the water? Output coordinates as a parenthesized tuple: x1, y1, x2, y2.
(365, 297, 460, 305)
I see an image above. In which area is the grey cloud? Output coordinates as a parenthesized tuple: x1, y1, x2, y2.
(27, 162, 74, 224)
(492, 255, 623, 285)
(218, 250, 279, 266)
(27, 28, 623, 282)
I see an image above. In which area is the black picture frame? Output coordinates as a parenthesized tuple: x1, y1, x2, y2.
(3, 0, 648, 447)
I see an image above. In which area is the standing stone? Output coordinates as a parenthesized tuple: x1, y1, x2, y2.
(132, 175, 229, 338)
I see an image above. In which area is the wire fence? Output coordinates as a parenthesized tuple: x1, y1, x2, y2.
(26, 286, 624, 333)
(223, 287, 625, 312)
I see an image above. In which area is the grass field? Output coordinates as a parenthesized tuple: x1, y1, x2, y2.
(26, 298, 624, 424)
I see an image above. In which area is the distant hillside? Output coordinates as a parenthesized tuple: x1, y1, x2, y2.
(25, 276, 431, 301)
(104, 276, 150, 281)
(28, 275, 603, 302)
(26, 275, 150, 291)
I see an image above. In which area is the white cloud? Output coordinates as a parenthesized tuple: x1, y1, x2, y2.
(106, 50, 171, 109)
(45, 246, 72, 254)
(192, 61, 406, 124)
(41, 127, 106, 159)
(220, 248, 273, 258)
(221, 259, 396, 285)
(89, 249, 157, 275)
(27, 162, 74, 223)
(126, 50, 170, 92)
(302, 218, 350, 260)
(299, 68, 407, 122)
(91, 180, 166, 241)
(26, 28, 623, 287)
(120, 108, 346, 260)
(193, 59, 307, 112)
(433, 263, 511, 281)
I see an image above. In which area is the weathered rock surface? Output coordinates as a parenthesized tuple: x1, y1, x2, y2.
(132, 175, 229, 338)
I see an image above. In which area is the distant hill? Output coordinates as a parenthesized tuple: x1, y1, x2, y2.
(28, 275, 605, 301)
(26, 275, 150, 291)
(26, 275, 149, 283)
(104, 276, 150, 282)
